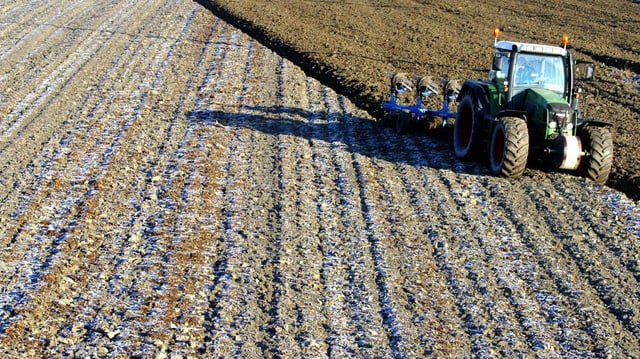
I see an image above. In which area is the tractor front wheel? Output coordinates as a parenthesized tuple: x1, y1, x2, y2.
(453, 94, 480, 158)
(489, 117, 529, 178)
(578, 126, 613, 184)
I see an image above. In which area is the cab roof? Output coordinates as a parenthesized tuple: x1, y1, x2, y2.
(495, 40, 567, 56)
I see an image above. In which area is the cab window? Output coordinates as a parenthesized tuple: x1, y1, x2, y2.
(514, 53, 565, 93)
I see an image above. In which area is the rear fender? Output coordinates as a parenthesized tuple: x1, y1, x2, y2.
(493, 110, 527, 137)
(497, 110, 527, 121)
(458, 81, 507, 150)
(457, 80, 490, 111)
(459, 81, 492, 126)
(578, 119, 612, 129)
(458, 80, 505, 118)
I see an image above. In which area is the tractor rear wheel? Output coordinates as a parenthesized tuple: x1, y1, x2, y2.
(454, 94, 480, 158)
(578, 126, 613, 184)
(489, 117, 529, 178)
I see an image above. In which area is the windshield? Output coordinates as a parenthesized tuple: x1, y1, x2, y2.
(513, 53, 565, 93)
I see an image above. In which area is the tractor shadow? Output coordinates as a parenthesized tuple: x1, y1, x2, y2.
(186, 105, 492, 178)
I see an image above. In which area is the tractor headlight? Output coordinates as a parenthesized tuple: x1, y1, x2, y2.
(549, 121, 558, 129)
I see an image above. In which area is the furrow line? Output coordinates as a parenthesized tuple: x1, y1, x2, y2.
(0, 3, 214, 355)
(0, 0, 145, 176)
(0, 0, 174, 245)
(523, 177, 640, 349)
(551, 180, 640, 287)
(480, 177, 603, 356)
(106, 12, 231, 356)
(367, 138, 479, 355)
(325, 94, 412, 358)
(0, 1, 58, 23)
(180, 20, 238, 356)
(68, 7, 220, 356)
(0, 1, 62, 52)
(370, 119, 531, 356)
(358, 158, 458, 359)
(72, 31, 214, 351)
(389, 129, 537, 356)
(600, 189, 640, 238)
(326, 91, 400, 358)
(0, 0, 171, 272)
(0, 0, 145, 144)
(0, 2, 33, 23)
(392, 168, 476, 356)
(307, 85, 371, 357)
(0, 0, 191, 340)
(255, 60, 334, 357)
(0, 4, 96, 113)
(0, 0, 89, 63)
(261, 76, 306, 357)
(191, 39, 238, 353)
(0, 3, 157, 302)
(196, 30, 278, 358)
(427, 173, 517, 357)
(439, 174, 565, 356)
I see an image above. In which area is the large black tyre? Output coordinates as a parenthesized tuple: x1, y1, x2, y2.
(578, 126, 613, 184)
(453, 94, 481, 158)
(489, 117, 529, 178)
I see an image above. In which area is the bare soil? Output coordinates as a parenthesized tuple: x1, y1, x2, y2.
(0, 1, 639, 357)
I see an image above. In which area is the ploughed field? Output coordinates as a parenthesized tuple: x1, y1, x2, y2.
(0, 0, 639, 357)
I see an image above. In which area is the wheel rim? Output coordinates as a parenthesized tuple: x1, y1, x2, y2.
(492, 125, 505, 167)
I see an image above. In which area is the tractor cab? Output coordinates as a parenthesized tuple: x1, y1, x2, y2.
(489, 39, 570, 106)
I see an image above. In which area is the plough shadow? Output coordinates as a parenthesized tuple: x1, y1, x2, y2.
(186, 105, 492, 177)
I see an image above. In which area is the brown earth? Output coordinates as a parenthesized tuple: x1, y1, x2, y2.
(196, 0, 640, 201)
(1, 1, 640, 358)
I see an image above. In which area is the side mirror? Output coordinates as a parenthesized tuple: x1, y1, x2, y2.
(575, 61, 595, 81)
(492, 55, 503, 71)
(584, 63, 595, 80)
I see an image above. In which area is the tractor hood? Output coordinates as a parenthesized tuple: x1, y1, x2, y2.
(521, 88, 574, 137)
(517, 87, 570, 111)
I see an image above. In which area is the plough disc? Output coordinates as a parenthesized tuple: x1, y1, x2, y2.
(381, 73, 459, 133)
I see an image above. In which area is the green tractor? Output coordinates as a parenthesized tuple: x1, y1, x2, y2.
(454, 28, 613, 183)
